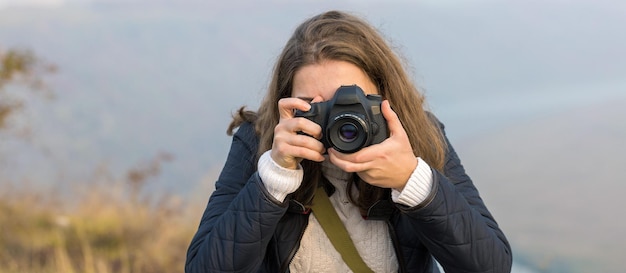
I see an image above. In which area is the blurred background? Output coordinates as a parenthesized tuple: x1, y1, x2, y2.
(1, 0, 624, 272)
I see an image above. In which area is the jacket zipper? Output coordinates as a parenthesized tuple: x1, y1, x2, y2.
(387, 220, 407, 273)
(280, 215, 309, 273)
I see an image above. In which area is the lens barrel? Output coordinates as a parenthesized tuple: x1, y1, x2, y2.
(327, 113, 369, 153)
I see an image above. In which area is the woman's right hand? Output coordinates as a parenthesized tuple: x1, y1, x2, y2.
(271, 97, 326, 169)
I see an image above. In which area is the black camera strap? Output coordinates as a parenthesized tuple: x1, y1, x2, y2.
(311, 185, 375, 273)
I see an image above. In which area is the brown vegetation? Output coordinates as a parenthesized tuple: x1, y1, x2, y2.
(0, 46, 201, 273)
(0, 154, 198, 273)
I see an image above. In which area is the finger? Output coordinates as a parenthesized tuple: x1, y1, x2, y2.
(328, 137, 382, 163)
(288, 134, 326, 156)
(274, 123, 325, 154)
(278, 97, 311, 119)
(381, 100, 407, 138)
(274, 140, 325, 163)
(328, 148, 371, 173)
(310, 95, 324, 103)
(272, 136, 325, 168)
(276, 116, 323, 140)
(296, 118, 323, 140)
(290, 146, 326, 162)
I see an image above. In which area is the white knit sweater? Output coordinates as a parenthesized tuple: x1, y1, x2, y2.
(258, 152, 434, 273)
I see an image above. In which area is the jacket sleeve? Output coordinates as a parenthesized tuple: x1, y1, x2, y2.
(399, 119, 513, 273)
(185, 122, 289, 273)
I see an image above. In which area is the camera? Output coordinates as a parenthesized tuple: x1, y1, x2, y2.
(294, 85, 388, 153)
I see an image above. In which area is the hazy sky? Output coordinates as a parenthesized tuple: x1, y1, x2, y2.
(0, 0, 66, 8)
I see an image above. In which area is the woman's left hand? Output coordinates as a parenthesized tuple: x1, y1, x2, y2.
(328, 100, 418, 191)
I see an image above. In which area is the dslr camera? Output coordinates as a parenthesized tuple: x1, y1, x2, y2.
(294, 85, 388, 153)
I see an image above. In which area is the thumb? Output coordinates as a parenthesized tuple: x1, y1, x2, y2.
(381, 100, 405, 137)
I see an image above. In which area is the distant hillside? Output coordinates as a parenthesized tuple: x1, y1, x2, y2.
(457, 98, 626, 272)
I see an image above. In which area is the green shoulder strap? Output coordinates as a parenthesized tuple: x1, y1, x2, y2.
(311, 186, 375, 273)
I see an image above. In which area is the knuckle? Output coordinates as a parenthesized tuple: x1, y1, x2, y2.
(278, 97, 290, 106)
(276, 145, 290, 157)
(274, 122, 286, 133)
(294, 116, 308, 128)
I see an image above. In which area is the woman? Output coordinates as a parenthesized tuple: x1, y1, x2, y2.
(186, 10, 512, 273)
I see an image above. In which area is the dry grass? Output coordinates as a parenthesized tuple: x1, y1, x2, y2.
(0, 155, 202, 273)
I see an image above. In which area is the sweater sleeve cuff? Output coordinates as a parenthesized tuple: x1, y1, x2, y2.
(257, 150, 303, 202)
(391, 157, 433, 207)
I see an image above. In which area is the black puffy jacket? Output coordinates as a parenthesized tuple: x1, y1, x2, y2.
(186, 120, 512, 273)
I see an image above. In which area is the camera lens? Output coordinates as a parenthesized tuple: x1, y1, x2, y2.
(339, 123, 358, 142)
(327, 113, 369, 153)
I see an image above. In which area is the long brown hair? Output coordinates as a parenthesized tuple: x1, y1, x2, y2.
(228, 10, 446, 212)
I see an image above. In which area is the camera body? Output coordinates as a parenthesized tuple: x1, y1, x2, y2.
(294, 85, 388, 153)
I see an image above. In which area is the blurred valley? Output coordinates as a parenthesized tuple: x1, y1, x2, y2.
(1, 0, 625, 272)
